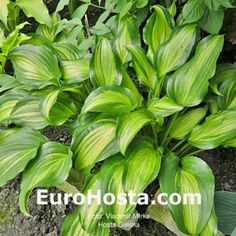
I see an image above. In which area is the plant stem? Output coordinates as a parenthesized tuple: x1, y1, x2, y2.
(90, 3, 107, 10)
(84, 14, 91, 38)
(161, 112, 179, 147)
(152, 124, 158, 147)
(171, 139, 185, 151)
(187, 149, 204, 156)
(177, 143, 191, 155)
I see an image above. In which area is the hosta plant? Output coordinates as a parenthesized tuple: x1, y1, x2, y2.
(0, 0, 236, 236)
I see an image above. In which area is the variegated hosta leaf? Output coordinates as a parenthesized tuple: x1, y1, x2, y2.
(0, 0, 9, 28)
(81, 85, 137, 115)
(1, 22, 30, 56)
(0, 89, 29, 123)
(19, 142, 72, 216)
(62, 208, 109, 236)
(78, 173, 104, 231)
(61, 59, 90, 84)
(123, 139, 162, 215)
(99, 156, 127, 222)
(10, 96, 49, 130)
(9, 45, 61, 87)
(210, 64, 236, 96)
(39, 89, 61, 120)
(91, 38, 121, 87)
(200, 210, 218, 236)
(155, 24, 197, 78)
(167, 35, 224, 107)
(223, 138, 236, 148)
(217, 77, 236, 111)
(71, 116, 119, 173)
(47, 92, 77, 126)
(116, 109, 155, 155)
(143, 5, 174, 61)
(121, 71, 143, 107)
(100, 139, 162, 223)
(147, 191, 189, 236)
(0, 127, 47, 186)
(147, 96, 183, 117)
(16, 0, 51, 26)
(127, 46, 157, 91)
(114, 16, 140, 64)
(159, 154, 215, 235)
(169, 106, 208, 140)
(189, 110, 236, 149)
(0, 74, 21, 93)
(53, 42, 81, 60)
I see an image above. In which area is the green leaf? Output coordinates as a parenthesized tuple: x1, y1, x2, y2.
(72, 4, 89, 20)
(121, 71, 143, 107)
(16, 0, 51, 26)
(217, 74, 236, 111)
(10, 96, 49, 130)
(0, 89, 29, 123)
(127, 45, 157, 91)
(147, 191, 190, 236)
(55, 0, 70, 13)
(91, 38, 121, 87)
(223, 138, 236, 148)
(0, 127, 46, 187)
(114, 16, 140, 64)
(47, 92, 77, 126)
(143, 5, 174, 61)
(199, 9, 224, 34)
(53, 42, 81, 60)
(204, 0, 233, 11)
(81, 85, 137, 115)
(155, 24, 197, 78)
(215, 191, 236, 235)
(71, 117, 118, 173)
(0, 28, 5, 47)
(60, 59, 90, 84)
(62, 209, 110, 236)
(116, 109, 155, 155)
(0, 0, 9, 28)
(19, 142, 72, 216)
(200, 210, 218, 236)
(0, 74, 21, 93)
(39, 89, 61, 120)
(99, 139, 162, 223)
(159, 155, 215, 235)
(136, 0, 148, 8)
(189, 110, 236, 149)
(116, 0, 133, 18)
(124, 139, 162, 212)
(78, 173, 104, 231)
(232, 227, 236, 236)
(98, 155, 126, 221)
(167, 35, 224, 107)
(210, 64, 236, 96)
(9, 45, 61, 88)
(147, 96, 183, 118)
(182, 0, 206, 23)
(169, 106, 208, 140)
(2, 23, 30, 56)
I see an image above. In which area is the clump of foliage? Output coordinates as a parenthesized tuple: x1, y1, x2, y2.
(0, 0, 235, 235)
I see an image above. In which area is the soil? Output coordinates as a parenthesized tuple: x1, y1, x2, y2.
(0, 126, 235, 236)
